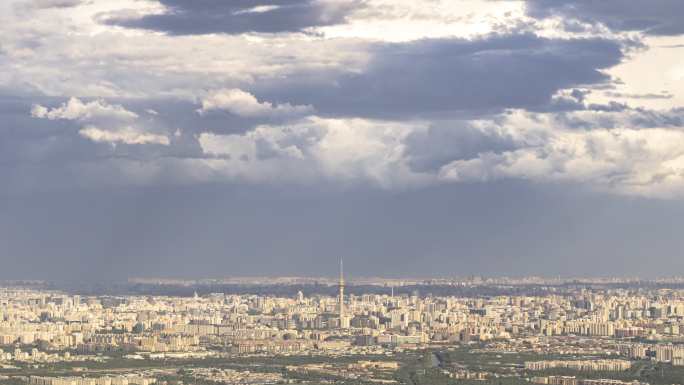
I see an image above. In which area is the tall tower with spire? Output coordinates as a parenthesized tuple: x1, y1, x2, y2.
(338, 259, 348, 329)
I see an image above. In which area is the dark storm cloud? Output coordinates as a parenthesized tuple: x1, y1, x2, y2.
(526, 0, 684, 36)
(253, 34, 624, 118)
(104, 0, 361, 35)
(404, 122, 517, 173)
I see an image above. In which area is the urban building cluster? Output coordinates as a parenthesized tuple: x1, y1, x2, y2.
(2, 278, 684, 384)
(28, 376, 155, 385)
(532, 376, 647, 385)
(619, 343, 684, 365)
(0, 347, 102, 363)
(3, 283, 684, 357)
(524, 360, 632, 372)
(184, 368, 282, 384)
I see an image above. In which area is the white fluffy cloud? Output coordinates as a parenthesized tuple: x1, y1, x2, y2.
(31, 97, 138, 121)
(197, 116, 427, 187)
(31, 97, 170, 146)
(436, 111, 684, 198)
(79, 126, 170, 146)
(198, 89, 314, 118)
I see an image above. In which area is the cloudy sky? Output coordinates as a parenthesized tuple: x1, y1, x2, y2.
(2, 0, 684, 281)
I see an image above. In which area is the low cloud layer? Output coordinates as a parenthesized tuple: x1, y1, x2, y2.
(188, 109, 684, 198)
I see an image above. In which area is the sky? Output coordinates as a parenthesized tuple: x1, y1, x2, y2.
(2, 0, 684, 281)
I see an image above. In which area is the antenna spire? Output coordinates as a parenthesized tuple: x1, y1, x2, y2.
(338, 258, 346, 329)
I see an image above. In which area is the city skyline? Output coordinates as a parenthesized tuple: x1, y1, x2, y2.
(3, 278, 684, 385)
